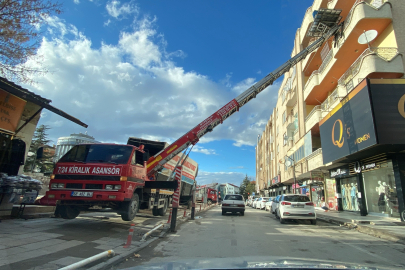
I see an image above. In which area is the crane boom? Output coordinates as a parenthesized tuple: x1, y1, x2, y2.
(146, 9, 342, 177)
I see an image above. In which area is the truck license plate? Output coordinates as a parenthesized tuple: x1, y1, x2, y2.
(71, 191, 93, 197)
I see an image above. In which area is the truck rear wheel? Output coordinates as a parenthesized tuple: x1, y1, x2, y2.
(158, 198, 168, 216)
(59, 205, 80, 219)
(121, 193, 139, 221)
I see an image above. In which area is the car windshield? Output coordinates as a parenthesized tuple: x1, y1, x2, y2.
(224, 195, 243, 201)
(283, 195, 311, 202)
(59, 144, 133, 164)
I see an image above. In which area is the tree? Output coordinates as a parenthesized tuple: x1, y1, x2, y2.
(24, 124, 53, 172)
(0, 0, 62, 84)
(239, 175, 255, 199)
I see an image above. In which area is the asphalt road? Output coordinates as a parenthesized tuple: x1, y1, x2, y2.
(116, 205, 405, 269)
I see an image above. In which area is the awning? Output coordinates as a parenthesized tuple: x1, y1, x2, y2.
(0, 77, 87, 128)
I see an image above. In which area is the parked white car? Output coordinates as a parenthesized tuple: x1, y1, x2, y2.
(275, 194, 316, 224)
(271, 195, 281, 214)
(252, 198, 259, 208)
(265, 197, 274, 211)
(259, 197, 270, 210)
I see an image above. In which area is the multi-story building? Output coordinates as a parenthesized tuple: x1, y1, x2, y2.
(54, 133, 99, 162)
(256, 0, 405, 220)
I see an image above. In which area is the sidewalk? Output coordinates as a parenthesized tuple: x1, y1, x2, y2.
(315, 209, 405, 244)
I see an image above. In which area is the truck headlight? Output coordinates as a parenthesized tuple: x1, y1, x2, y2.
(114, 185, 121, 190)
(105, 185, 113, 190)
(51, 183, 58, 188)
(57, 183, 65, 188)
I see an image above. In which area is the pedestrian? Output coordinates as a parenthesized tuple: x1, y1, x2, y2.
(321, 197, 329, 212)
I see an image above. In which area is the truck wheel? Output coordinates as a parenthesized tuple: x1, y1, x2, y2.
(121, 193, 139, 221)
(158, 198, 168, 216)
(207, 199, 212, 206)
(59, 205, 80, 219)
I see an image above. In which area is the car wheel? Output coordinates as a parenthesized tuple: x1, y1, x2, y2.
(310, 219, 317, 225)
(240, 211, 245, 216)
(222, 210, 226, 215)
(280, 217, 285, 224)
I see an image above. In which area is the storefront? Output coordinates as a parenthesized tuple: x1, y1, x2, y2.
(0, 77, 87, 217)
(319, 79, 405, 220)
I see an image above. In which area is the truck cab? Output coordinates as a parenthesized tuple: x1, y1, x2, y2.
(45, 143, 157, 221)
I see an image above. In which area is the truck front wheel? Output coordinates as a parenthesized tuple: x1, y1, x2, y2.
(59, 205, 80, 219)
(121, 193, 139, 221)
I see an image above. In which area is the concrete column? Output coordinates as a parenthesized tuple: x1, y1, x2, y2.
(356, 174, 368, 216)
(392, 154, 405, 221)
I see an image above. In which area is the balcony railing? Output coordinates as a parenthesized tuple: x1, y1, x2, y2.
(306, 148, 322, 160)
(321, 88, 339, 111)
(304, 49, 334, 90)
(338, 47, 399, 92)
(305, 105, 321, 122)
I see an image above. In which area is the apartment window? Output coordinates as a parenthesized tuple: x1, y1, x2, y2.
(282, 111, 286, 124)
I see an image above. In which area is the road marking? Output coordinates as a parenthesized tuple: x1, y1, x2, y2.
(231, 239, 237, 246)
(231, 229, 236, 234)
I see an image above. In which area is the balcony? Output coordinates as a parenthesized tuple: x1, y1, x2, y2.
(338, 47, 403, 94)
(294, 128, 300, 143)
(299, 0, 327, 46)
(303, 48, 334, 101)
(305, 105, 322, 133)
(307, 148, 324, 171)
(303, 0, 392, 105)
(334, 0, 392, 57)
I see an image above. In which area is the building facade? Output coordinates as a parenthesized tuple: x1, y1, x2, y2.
(256, 0, 405, 220)
(54, 133, 99, 162)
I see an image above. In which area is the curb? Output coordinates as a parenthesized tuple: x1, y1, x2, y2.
(317, 214, 405, 245)
(89, 205, 216, 270)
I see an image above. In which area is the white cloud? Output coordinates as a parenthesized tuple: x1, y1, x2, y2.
(191, 146, 217, 155)
(104, 19, 111, 27)
(22, 13, 278, 148)
(197, 171, 250, 186)
(73, 0, 80, 4)
(106, 0, 138, 19)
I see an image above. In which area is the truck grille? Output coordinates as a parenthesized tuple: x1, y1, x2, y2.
(66, 183, 83, 189)
(85, 184, 103, 189)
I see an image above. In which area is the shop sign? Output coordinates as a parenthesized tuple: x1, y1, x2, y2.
(351, 161, 378, 174)
(319, 80, 377, 164)
(369, 79, 405, 144)
(330, 165, 349, 178)
(0, 89, 26, 134)
(310, 171, 324, 181)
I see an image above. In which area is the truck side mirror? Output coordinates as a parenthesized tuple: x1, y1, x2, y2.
(36, 147, 44, 159)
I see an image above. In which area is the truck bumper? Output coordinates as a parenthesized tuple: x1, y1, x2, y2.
(45, 190, 127, 202)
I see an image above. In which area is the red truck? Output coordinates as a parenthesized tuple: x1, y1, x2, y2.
(196, 186, 218, 205)
(41, 10, 342, 221)
(44, 138, 196, 221)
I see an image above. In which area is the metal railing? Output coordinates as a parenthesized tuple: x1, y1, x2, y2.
(338, 47, 399, 92)
(321, 88, 339, 111)
(305, 105, 321, 122)
(306, 148, 322, 160)
(304, 49, 334, 90)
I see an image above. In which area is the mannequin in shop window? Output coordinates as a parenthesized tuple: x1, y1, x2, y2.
(383, 182, 391, 214)
(342, 184, 346, 209)
(345, 184, 352, 210)
(376, 180, 385, 212)
(351, 183, 359, 211)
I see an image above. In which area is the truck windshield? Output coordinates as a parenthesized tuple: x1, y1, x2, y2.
(59, 144, 133, 164)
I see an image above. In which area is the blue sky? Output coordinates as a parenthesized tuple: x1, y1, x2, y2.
(26, 0, 313, 186)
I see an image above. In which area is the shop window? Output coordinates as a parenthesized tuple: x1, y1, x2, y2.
(363, 162, 399, 218)
(341, 177, 359, 212)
